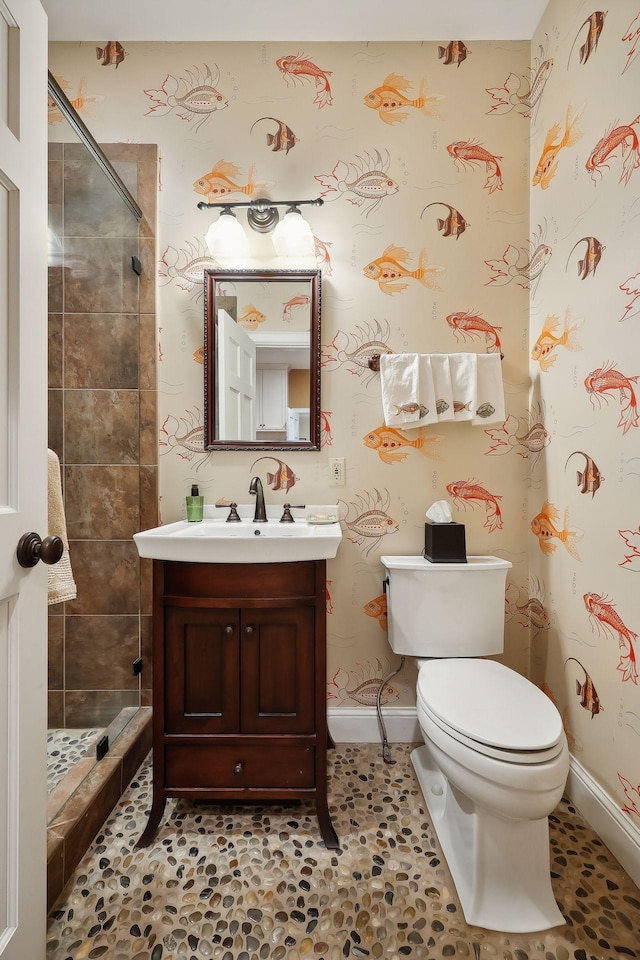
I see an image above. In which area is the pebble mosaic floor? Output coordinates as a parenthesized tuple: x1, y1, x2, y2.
(46, 728, 102, 793)
(47, 744, 640, 960)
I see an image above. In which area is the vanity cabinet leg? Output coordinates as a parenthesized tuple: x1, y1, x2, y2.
(316, 796, 339, 850)
(136, 794, 166, 848)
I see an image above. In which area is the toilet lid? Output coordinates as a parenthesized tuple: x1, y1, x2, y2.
(417, 659, 563, 752)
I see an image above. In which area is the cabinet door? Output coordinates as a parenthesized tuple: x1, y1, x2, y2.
(240, 607, 315, 734)
(165, 607, 240, 734)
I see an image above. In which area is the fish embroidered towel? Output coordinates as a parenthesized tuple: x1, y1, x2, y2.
(380, 353, 425, 427)
(47, 448, 77, 606)
(449, 353, 477, 421)
(416, 354, 438, 426)
(473, 353, 505, 425)
(429, 354, 455, 421)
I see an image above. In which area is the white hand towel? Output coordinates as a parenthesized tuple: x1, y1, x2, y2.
(430, 354, 455, 421)
(47, 448, 77, 605)
(449, 353, 477, 421)
(380, 353, 424, 426)
(414, 354, 437, 426)
(473, 353, 505, 425)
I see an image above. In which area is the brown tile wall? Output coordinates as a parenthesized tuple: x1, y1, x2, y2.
(47, 142, 158, 728)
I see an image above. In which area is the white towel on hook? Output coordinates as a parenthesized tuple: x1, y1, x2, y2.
(430, 354, 455, 422)
(449, 353, 477, 421)
(473, 353, 505, 425)
(380, 353, 422, 427)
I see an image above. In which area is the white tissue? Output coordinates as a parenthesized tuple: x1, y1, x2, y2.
(425, 500, 453, 523)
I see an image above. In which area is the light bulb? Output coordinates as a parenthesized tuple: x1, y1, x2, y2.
(204, 208, 250, 262)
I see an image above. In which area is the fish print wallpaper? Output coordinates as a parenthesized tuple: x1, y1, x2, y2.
(48, 0, 639, 842)
(530, 0, 640, 838)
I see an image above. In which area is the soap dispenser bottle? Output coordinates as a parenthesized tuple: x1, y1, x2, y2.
(186, 484, 204, 522)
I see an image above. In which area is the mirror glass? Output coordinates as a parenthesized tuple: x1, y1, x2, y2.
(204, 268, 321, 450)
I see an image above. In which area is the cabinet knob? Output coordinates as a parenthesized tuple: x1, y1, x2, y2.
(223, 625, 234, 636)
(244, 625, 254, 636)
(234, 762, 243, 776)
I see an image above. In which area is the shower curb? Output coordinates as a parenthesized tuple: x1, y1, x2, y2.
(47, 707, 152, 912)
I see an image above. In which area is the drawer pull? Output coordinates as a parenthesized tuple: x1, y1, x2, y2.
(234, 762, 243, 776)
(244, 625, 254, 636)
(223, 625, 234, 636)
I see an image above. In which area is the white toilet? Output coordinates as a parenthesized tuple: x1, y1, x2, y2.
(380, 554, 570, 933)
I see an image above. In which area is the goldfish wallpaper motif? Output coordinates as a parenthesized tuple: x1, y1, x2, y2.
(193, 158, 268, 201)
(49, 2, 639, 842)
(363, 73, 443, 125)
(532, 103, 584, 191)
(531, 308, 583, 372)
(363, 244, 445, 295)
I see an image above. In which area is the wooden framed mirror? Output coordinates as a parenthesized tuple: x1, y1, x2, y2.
(204, 268, 321, 450)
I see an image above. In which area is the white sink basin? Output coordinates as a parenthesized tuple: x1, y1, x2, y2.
(134, 505, 342, 564)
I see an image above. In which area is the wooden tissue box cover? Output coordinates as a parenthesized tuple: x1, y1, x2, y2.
(424, 521, 467, 563)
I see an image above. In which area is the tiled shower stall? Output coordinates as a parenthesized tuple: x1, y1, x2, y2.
(45, 135, 158, 904)
(47, 140, 157, 733)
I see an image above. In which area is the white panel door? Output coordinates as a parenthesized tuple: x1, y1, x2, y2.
(0, 1, 48, 957)
(217, 308, 256, 441)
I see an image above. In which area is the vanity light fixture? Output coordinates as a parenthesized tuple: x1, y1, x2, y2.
(198, 196, 323, 258)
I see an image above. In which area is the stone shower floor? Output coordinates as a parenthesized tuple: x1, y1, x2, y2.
(47, 744, 640, 959)
(46, 728, 102, 793)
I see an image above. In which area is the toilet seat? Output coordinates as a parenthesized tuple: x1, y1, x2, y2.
(418, 698, 566, 764)
(416, 658, 564, 764)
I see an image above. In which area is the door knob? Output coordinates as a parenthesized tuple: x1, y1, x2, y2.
(244, 625, 254, 636)
(223, 625, 234, 636)
(16, 532, 64, 568)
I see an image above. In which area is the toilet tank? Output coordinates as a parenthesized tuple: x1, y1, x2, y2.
(380, 555, 512, 658)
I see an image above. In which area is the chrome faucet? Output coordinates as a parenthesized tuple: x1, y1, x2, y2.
(249, 476, 267, 522)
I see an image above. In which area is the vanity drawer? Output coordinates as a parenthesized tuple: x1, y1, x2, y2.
(164, 742, 315, 789)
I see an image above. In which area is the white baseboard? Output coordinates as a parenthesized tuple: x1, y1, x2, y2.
(327, 706, 420, 744)
(566, 757, 640, 889)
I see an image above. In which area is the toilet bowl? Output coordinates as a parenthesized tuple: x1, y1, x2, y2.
(380, 555, 570, 933)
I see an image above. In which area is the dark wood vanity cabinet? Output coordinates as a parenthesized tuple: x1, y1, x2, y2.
(137, 559, 338, 849)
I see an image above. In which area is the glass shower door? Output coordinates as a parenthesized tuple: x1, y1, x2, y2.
(47, 75, 150, 791)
